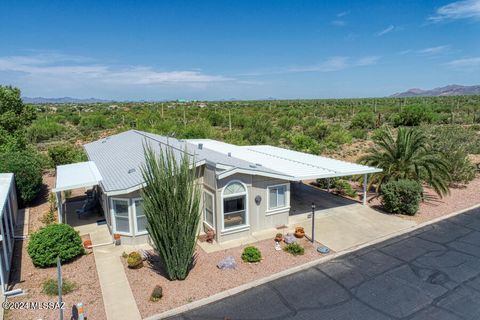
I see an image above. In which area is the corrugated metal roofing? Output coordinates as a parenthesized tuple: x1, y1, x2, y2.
(84, 130, 285, 193)
(187, 139, 382, 180)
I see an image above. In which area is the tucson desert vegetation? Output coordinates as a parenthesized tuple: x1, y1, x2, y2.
(1, 84, 480, 213)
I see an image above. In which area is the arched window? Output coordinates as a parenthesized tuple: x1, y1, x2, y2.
(222, 181, 248, 230)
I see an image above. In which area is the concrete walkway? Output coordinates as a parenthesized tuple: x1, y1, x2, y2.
(90, 226, 142, 320)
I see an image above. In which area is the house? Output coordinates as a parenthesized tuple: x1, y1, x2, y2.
(53, 130, 381, 245)
(0, 173, 18, 294)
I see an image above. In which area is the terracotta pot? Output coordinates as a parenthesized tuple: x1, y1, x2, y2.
(206, 229, 215, 243)
(274, 233, 283, 242)
(294, 227, 305, 238)
(83, 239, 92, 249)
(113, 233, 121, 245)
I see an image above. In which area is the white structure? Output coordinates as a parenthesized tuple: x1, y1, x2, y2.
(54, 130, 382, 244)
(0, 174, 18, 294)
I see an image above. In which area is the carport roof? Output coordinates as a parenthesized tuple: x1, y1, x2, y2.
(187, 140, 382, 180)
(53, 161, 103, 192)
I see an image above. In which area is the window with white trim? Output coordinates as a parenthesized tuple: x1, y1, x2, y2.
(133, 199, 147, 233)
(112, 199, 130, 233)
(223, 182, 247, 230)
(204, 191, 214, 228)
(268, 185, 287, 210)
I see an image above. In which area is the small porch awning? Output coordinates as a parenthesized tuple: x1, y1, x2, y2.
(53, 161, 102, 192)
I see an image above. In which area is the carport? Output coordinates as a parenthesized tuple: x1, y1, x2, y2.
(53, 161, 103, 224)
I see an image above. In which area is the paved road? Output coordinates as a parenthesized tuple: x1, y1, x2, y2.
(170, 207, 480, 320)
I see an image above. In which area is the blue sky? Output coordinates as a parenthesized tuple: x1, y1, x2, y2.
(1, 0, 479, 100)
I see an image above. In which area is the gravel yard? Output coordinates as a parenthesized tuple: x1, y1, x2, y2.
(5, 236, 106, 320)
(123, 237, 331, 318)
(5, 172, 107, 320)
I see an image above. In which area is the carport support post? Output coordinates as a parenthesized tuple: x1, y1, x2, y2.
(311, 203, 315, 243)
(362, 174, 368, 205)
(56, 191, 63, 223)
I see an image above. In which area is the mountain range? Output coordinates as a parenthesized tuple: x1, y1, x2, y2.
(22, 97, 113, 104)
(390, 84, 480, 98)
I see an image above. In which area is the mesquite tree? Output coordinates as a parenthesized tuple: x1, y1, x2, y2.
(141, 145, 201, 280)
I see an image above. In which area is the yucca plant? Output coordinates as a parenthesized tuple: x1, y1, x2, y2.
(141, 145, 201, 280)
(360, 127, 451, 197)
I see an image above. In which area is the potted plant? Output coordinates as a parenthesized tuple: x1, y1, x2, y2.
(274, 233, 283, 242)
(294, 227, 305, 238)
(83, 239, 92, 249)
(113, 233, 121, 245)
(206, 229, 215, 243)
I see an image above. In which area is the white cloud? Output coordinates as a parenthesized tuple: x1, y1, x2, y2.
(399, 45, 451, 56)
(417, 45, 451, 55)
(375, 25, 395, 36)
(446, 56, 480, 68)
(337, 11, 349, 17)
(331, 20, 346, 27)
(0, 53, 231, 87)
(240, 56, 380, 76)
(429, 0, 480, 22)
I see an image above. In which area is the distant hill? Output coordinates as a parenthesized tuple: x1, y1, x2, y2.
(391, 84, 480, 97)
(23, 97, 113, 104)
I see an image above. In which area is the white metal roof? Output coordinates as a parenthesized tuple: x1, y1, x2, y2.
(187, 139, 382, 180)
(53, 161, 103, 192)
(0, 173, 14, 213)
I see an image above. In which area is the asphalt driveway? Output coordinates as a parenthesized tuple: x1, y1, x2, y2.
(169, 207, 480, 320)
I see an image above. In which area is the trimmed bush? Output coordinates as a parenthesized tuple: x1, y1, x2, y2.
(241, 246, 262, 263)
(27, 224, 84, 267)
(127, 251, 143, 269)
(284, 243, 305, 256)
(42, 278, 77, 296)
(381, 179, 423, 215)
(150, 285, 163, 302)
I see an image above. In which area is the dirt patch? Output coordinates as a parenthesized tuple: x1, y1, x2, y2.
(5, 235, 106, 320)
(124, 238, 331, 318)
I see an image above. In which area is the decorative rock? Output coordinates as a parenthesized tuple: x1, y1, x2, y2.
(317, 246, 330, 254)
(217, 256, 237, 270)
(284, 234, 296, 244)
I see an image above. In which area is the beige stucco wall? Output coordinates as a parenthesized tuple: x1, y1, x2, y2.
(101, 165, 291, 244)
(214, 173, 290, 243)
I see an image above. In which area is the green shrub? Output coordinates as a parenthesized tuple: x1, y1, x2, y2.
(315, 177, 339, 189)
(26, 119, 64, 143)
(42, 278, 77, 296)
(48, 144, 87, 167)
(351, 112, 376, 129)
(150, 285, 163, 302)
(390, 105, 434, 127)
(27, 224, 84, 267)
(127, 251, 143, 269)
(289, 134, 321, 154)
(0, 150, 44, 205)
(381, 179, 423, 215)
(351, 128, 368, 140)
(241, 246, 262, 263)
(284, 243, 304, 256)
(335, 179, 357, 198)
(40, 210, 56, 226)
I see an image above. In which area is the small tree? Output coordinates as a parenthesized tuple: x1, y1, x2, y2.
(141, 145, 201, 280)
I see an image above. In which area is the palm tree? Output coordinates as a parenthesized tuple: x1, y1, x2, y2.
(360, 127, 450, 197)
